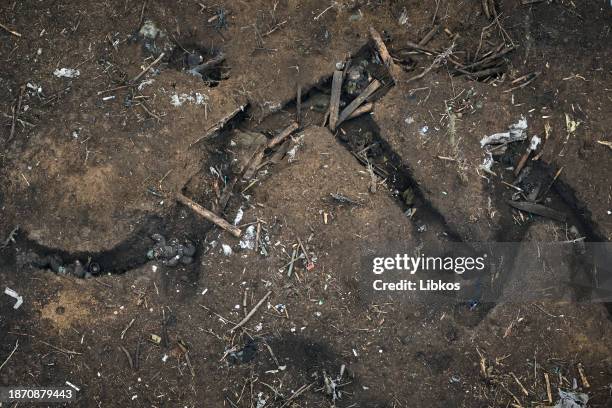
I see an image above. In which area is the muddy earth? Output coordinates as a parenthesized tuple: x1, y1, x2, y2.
(1, 1, 611, 407)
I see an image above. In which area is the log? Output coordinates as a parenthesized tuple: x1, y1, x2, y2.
(177, 193, 241, 237)
(369, 27, 399, 82)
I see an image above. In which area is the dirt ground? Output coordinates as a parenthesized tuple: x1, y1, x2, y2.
(1, 0, 611, 407)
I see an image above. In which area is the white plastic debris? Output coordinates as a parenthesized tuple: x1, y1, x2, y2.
(233, 207, 244, 225)
(480, 152, 495, 174)
(222, 244, 233, 256)
(4, 287, 23, 309)
(53, 68, 80, 78)
(398, 8, 408, 25)
(554, 389, 588, 408)
(480, 117, 528, 147)
(137, 79, 155, 91)
(529, 135, 541, 151)
(239, 225, 256, 250)
(170, 92, 207, 106)
(256, 392, 267, 408)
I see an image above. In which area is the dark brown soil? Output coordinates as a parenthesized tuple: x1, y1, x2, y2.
(1, 1, 611, 407)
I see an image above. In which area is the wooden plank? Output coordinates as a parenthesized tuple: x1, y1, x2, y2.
(328, 70, 343, 131)
(336, 79, 381, 128)
(370, 27, 399, 82)
(176, 193, 242, 237)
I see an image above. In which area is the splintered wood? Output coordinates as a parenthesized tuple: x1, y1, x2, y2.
(369, 27, 399, 83)
(176, 193, 241, 237)
(329, 70, 343, 131)
(242, 121, 299, 180)
(336, 79, 381, 127)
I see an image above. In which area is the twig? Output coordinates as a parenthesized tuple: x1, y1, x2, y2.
(279, 382, 315, 408)
(191, 52, 225, 75)
(0, 340, 18, 372)
(544, 372, 553, 403)
(577, 363, 590, 388)
(121, 318, 136, 339)
(138, 0, 147, 28)
(230, 290, 272, 332)
(119, 345, 134, 369)
(38, 340, 82, 355)
(404, 40, 438, 55)
(406, 61, 439, 83)
(511, 372, 529, 396)
(419, 25, 440, 47)
(176, 193, 242, 237)
(132, 52, 165, 82)
(8, 85, 25, 142)
(0, 22, 21, 37)
(190, 105, 246, 147)
(313, 5, 334, 20)
(296, 85, 302, 126)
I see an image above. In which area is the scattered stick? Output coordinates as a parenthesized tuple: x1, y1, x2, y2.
(369, 27, 399, 82)
(296, 85, 302, 126)
(120, 318, 136, 340)
(177, 193, 241, 237)
(255, 221, 261, 252)
(38, 340, 82, 355)
(454, 65, 506, 79)
(462, 46, 514, 71)
(218, 178, 237, 212)
(0, 22, 21, 37)
(511, 372, 529, 396)
(404, 40, 437, 54)
(190, 104, 246, 147)
(191, 52, 225, 75)
(504, 71, 540, 93)
(406, 60, 439, 83)
(8, 85, 25, 142)
(336, 80, 381, 127)
(577, 363, 590, 388)
(0, 340, 18, 372)
(242, 122, 299, 180)
(596, 140, 612, 150)
(266, 121, 299, 148)
(230, 290, 272, 332)
(544, 372, 552, 403)
(138, 0, 147, 28)
(97, 84, 133, 95)
(419, 25, 440, 47)
(119, 345, 134, 369)
(346, 102, 373, 120)
(507, 200, 566, 222)
(328, 70, 343, 131)
(536, 166, 563, 202)
(132, 52, 165, 82)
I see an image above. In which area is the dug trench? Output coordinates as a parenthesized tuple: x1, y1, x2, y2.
(5, 45, 606, 322)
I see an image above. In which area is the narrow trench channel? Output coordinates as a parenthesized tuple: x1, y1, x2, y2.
(4, 42, 606, 320)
